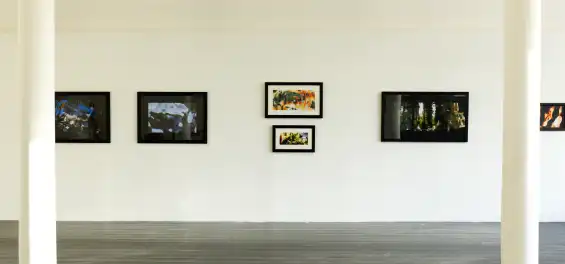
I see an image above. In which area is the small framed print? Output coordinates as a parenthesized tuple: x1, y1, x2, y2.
(138, 92, 207, 144)
(265, 82, 323, 118)
(272, 125, 315, 153)
(55, 92, 111, 143)
(540, 103, 565, 131)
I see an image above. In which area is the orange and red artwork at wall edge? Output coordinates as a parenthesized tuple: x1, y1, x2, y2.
(540, 103, 565, 131)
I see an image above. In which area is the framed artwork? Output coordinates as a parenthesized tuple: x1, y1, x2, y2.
(137, 92, 207, 144)
(540, 103, 565, 131)
(381, 92, 469, 143)
(55, 92, 111, 143)
(265, 82, 323, 118)
(272, 125, 315, 153)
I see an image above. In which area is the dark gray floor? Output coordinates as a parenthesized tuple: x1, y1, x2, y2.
(0, 222, 564, 264)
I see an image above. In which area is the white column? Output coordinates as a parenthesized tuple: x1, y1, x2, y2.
(18, 0, 57, 264)
(502, 0, 541, 263)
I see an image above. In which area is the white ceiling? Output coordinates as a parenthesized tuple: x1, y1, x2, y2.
(0, 0, 562, 31)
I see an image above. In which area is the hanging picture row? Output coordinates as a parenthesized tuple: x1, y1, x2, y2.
(54, 87, 479, 148)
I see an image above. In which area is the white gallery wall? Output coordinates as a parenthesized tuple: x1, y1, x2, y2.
(0, 0, 564, 222)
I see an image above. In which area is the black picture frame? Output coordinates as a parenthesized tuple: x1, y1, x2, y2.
(137, 92, 208, 144)
(540, 103, 565, 131)
(272, 125, 316, 153)
(381, 91, 469, 143)
(55, 91, 111, 143)
(265, 82, 323, 118)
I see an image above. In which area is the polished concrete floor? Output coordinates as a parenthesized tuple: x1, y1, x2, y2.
(1, 222, 564, 263)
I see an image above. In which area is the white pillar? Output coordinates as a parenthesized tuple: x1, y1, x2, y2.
(18, 0, 57, 264)
(502, 0, 541, 263)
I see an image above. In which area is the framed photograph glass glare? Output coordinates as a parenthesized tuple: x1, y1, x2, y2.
(381, 92, 469, 142)
(540, 103, 565, 131)
(272, 125, 315, 153)
(137, 92, 208, 144)
(55, 92, 111, 143)
(265, 82, 323, 118)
